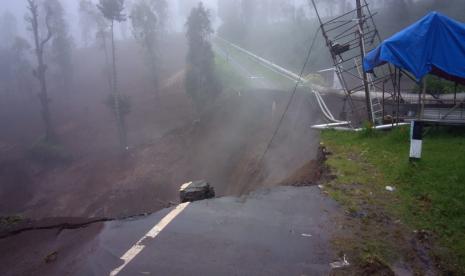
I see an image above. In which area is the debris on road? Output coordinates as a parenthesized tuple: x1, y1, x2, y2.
(330, 254, 350, 269)
(44, 251, 58, 263)
(179, 180, 215, 203)
(301, 233, 312, 237)
(385, 186, 396, 192)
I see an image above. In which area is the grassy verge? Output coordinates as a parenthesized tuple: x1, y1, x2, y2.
(214, 39, 296, 90)
(215, 53, 250, 92)
(322, 127, 465, 274)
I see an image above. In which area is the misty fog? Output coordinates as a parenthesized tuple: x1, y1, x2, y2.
(0, 0, 463, 220)
(0, 0, 463, 215)
(1, 0, 465, 274)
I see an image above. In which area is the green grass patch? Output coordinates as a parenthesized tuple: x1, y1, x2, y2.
(322, 127, 465, 273)
(214, 53, 250, 92)
(214, 39, 297, 90)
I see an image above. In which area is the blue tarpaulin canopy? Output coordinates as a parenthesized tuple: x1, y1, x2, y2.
(364, 12, 465, 85)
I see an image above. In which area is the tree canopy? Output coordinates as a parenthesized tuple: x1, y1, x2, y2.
(185, 3, 221, 114)
(97, 0, 127, 22)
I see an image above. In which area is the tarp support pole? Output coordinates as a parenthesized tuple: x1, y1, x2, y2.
(382, 80, 385, 121)
(421, 78, 426, 118)
(418, 78, 424, 119)
(396, 69, 402, 126)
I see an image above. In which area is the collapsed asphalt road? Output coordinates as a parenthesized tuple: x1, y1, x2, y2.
(0, 36, 349, 276)
(0, 186, 341, 276)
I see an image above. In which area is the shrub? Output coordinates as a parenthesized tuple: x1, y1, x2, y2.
(359, 121, 376, 138)
(387, 126, 410, 143)
(415, 75, 465, 94)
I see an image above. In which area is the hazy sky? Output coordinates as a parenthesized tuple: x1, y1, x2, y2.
(0, 0, 80, 40)
(0, 0, 220, 44)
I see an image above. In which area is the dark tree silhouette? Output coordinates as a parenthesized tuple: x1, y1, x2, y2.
(97, 0, 129, 151)
(25, 0, 55, 142)
(0, 11, 18, 49)
(185, 3, 221, 115)
(79, 0, 95, 47)
(131, 0, 161, 95)
(44, 0, 74, 92)
(0, 12, 19, 95)
(0, 37, 33, 97)
(79, 0, 112, 90)
(150, 0, 168, 30)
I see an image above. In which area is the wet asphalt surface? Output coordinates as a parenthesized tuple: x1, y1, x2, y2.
(82, 187, 339, 276)
(0, 186, 338, 276)
(0, 41, 346, 276)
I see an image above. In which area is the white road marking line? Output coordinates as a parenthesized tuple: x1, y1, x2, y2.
(110, 202, 190, 276)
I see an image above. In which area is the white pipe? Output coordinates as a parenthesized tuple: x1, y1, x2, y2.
(311, 122, 351, 128)
(370, 122, 409, 130)
(215, 36, 307, 83)
(315, 90, 336, 121)
(311, 125, 355, 131)
(313, 89, 347, 123)
(216, 36, 350, 126)
(313, 91, 330, 119)
(312, 122, 409, 131)
(314, 91, 337, 122)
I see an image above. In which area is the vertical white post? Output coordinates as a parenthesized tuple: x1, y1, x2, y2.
(409, 121, 423, 160)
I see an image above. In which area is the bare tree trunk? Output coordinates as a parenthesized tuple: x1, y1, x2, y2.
(28, 0, 55, 142)
(148, 50, 159, 100)
(101, 30, 113, 91)
(37, 58, 54, 142)
(110, 20, 127, 151)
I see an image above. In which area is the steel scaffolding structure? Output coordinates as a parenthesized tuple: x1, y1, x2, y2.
(310, 0, 397, 125)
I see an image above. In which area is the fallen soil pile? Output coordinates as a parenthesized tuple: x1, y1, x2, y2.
(1, 81, 321, 219)
(278, 145, 329, 187)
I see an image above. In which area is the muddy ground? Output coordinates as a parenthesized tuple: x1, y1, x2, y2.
(0, 34, 326, 221)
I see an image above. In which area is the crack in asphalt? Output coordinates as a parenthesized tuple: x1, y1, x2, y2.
(0, 206, 176, 240)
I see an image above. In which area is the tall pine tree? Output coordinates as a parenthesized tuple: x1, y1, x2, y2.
(185, 3, 221, 116)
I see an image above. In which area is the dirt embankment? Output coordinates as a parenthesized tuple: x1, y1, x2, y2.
(1, 51, 323, 220)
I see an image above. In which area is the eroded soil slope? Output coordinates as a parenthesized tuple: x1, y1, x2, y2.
(0, 37, 322, 219)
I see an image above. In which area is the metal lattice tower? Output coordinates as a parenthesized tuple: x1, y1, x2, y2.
(310, 0, 396, 125)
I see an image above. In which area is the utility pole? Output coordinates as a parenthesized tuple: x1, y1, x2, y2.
(356, 0, 373, 123)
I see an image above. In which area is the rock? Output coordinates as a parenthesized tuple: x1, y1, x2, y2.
(44, 251, 58, 263)
(385, 186, 396, 192)
(179, 180, 215, 203)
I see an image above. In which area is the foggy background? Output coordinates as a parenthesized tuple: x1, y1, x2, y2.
(1, 0, 465, 222)
(0, 0, 220, 44)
